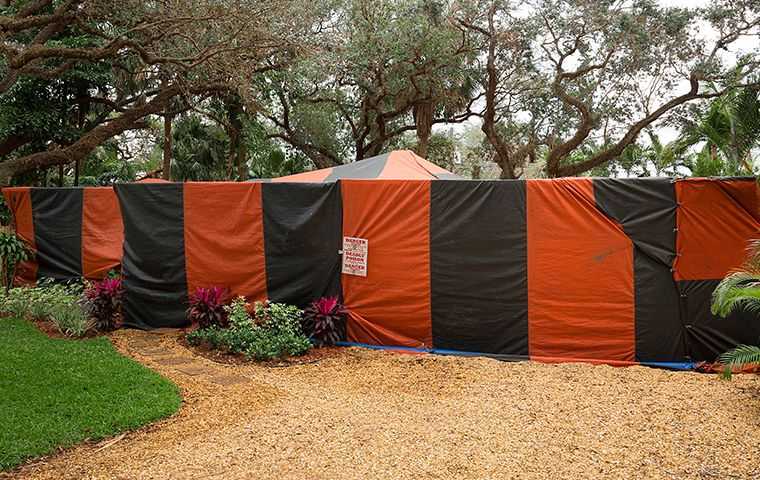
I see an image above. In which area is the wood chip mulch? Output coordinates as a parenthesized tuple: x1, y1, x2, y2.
(3, 328, 760, 480)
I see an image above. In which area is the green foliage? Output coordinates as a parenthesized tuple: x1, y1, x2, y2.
(718, 345, 760, 379)
(187, 297, 311, 361)
(664, 83, 760, 176)
(244, 120, 308, 179)
(48, 299, 94, 337)
(0, 317, 180, 470)
(711, 271, 760, 318)
(0, 195, 10, 226)
(170, 115, 230, 181)
(711, 238, 760, 378)
(712, 239, 760, 317)
(0, 232, 29, 290)
(0, 281, 91, 337)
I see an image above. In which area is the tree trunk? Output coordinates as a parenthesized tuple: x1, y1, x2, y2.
(481, 5, 519, 180)
(227, 129, 238, 180)
(73, 159, 79, 186)
(413, 102, 434, 158)
(162, 113, 173, 181)
(58, 164, 64, 186)
(237, 137, 247, 180)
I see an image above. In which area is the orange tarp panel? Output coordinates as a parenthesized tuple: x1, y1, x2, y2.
(527, 178, 635, 362)
(2, 187, 36, 284)
(82, 187, 124, 279)
(377, 150, 451, 179)
(271, 168, 333, 183)
(341, 180, 432, 348)
(183, 182, 267, 301)
(674, 179, 760, 281)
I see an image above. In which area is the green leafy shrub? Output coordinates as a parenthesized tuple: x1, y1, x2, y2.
(0, 232, 30, 291)
(0, 195, 10, 227)
(27, 280, 83, 320)
(49, 299, 94, 337)
(0, 287, 29, 318)
(0, 281, 93, 338)
(187, 297, 311, 361)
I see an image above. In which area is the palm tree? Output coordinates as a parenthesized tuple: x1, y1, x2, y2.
(711, 239, 760, 377)
(662, 84, 760, 177)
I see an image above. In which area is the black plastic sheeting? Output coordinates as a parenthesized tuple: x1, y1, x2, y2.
(115, 183, 188, 329)
(430, 181, 528, 356)
(593, 178, 686, 362)
(679, 280, 760, 361)
(262, 183, 343, 306)
(30, 188, 83, 282)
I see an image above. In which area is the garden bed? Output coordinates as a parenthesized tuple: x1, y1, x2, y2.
(6, 327, 760, 480)
(183, 336, 344, 367)
(31, 319, 102, 340)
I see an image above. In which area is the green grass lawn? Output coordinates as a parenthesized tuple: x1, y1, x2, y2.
(0, 317, 181, 471)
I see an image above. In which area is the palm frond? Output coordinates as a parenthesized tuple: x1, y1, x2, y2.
(718, 344, 760, 379)
(711, 279, 760, 318)
(743, 238, 760, 271)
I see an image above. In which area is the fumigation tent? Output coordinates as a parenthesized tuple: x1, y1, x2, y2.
(1, 152, 447, 283)
(3, 171, 759, 368)
(2, 186, 123, 283)
(267, 150, 461, 182)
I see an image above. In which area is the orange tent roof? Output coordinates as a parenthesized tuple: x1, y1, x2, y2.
(271, 150, 460, 182)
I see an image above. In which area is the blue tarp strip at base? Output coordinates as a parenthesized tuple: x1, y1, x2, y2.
(639, 361, 696, 371)
(336, 341, 698, 371)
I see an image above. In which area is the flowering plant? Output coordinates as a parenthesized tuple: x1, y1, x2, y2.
(187, 286, 229, 328)
(82, 277, 124, 331)
(301, 296, 347, 347)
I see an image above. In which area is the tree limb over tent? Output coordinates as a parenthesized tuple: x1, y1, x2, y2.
(0, 0, 315, 183)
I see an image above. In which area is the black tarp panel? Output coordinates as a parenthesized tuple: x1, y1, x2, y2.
(594, 178, 685, 362)
(115, 183, 188, 328)
(262, 183, 342, 306)
(430, 181, 528, 355)
(30, 188, 83, 282)
(679, 279, 760, 362)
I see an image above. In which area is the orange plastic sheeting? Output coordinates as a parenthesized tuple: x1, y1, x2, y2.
(377, 150, 449, 179)
(183, 182, 267, 301)
(341, 180, 432, 348)
(82, 188, 124, 279)
(527, 178, 635, 362)
(271, 168, 333, 183)
(2, 187, 36, 284)
(674, 179, 760, 281)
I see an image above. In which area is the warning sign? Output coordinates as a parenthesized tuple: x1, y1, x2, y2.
(342, 236, 368, 277)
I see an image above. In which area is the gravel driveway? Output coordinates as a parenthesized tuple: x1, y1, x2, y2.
(5, 329, 760, 480)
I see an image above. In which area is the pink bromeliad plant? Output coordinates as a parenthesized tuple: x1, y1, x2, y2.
(82, 277, 124, 331)
(301, 296, 347, 347)
(187, 286, 229, 328)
